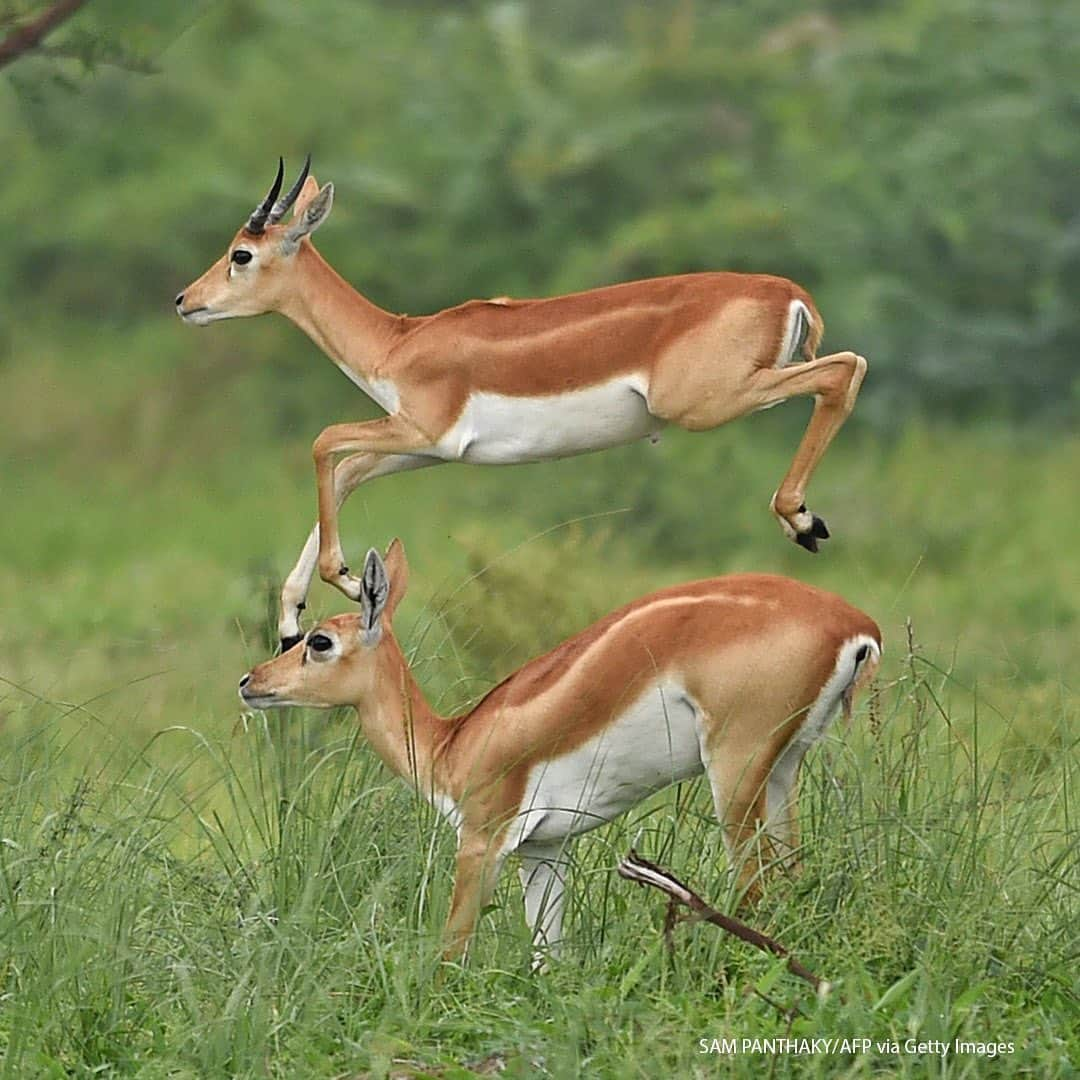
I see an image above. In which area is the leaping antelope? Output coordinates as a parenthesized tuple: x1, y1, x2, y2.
(238, 540, 881, 967)
(178, 159, 868, 651)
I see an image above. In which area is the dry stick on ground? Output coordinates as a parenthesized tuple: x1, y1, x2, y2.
(0, 0, 91, 70)
(617, 849, 830, 995)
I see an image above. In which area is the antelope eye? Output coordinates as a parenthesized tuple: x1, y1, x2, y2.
(308, 632, 334, 653)
(231, 249, 253, 265)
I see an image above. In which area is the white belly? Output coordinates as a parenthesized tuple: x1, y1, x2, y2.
(506, 680, 704, 850)
(438, 375, 661, 464)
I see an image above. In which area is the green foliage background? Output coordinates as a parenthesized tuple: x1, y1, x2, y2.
(0, 1, 1077, 1075)
(6, 0, 1080, 422)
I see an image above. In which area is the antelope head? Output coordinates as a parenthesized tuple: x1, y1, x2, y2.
(175, 156, 334, 324)
(238, 541, 409, 710)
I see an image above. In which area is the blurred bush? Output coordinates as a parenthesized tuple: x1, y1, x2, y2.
(440, 525, 667, 687)
(3, 0, 1078, 430)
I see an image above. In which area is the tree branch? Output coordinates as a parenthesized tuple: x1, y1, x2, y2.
(0, 0, 92, 71)
(617, 849, 830, 994)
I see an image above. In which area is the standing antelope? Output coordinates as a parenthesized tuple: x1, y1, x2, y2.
(177, 159, 868, 652)
(238, 540, 881, 967)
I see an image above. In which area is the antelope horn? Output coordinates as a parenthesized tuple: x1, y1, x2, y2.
(268, 154, 311, 224)
(245, 157, 284, 235)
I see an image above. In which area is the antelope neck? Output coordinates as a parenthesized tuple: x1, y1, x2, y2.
(363, 633, 457, 802)
(278, 243, 406, 378)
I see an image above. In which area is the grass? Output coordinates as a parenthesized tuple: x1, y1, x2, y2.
(0, 642, 1074, 1077)
(1, 342, 1078, 1074)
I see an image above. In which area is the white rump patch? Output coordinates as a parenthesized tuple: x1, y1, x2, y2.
(798, 634, 880, 749)
(765, 633, 880, 840)
(774, 299, 813, 368)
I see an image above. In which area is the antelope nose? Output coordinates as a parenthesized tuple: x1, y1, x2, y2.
(238, 673, 251, 690)
(174, 292, 185, 308)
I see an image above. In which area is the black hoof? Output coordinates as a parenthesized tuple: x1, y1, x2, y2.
(795, 532, 820, 554)
(279, 634, 303, 653)
(810, 515, 830, 540)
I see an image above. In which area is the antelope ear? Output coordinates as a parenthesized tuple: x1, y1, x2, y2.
(282, 182, 334, 253)
(359, 547, 389, 644)
(382, 538, 409, 621)
(291, 175, 321, 218)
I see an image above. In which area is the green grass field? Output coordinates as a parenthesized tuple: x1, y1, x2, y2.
(1, 344, 1077, 1076)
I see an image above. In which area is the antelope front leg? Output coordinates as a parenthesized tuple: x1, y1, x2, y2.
(756, 351, 866, 552)
(279, 450, 440, 649)
(442, 835, 506, 963)
(311, 416, 436, 603)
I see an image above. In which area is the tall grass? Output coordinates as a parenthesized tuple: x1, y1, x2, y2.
(1, 602, 1075, 1077)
